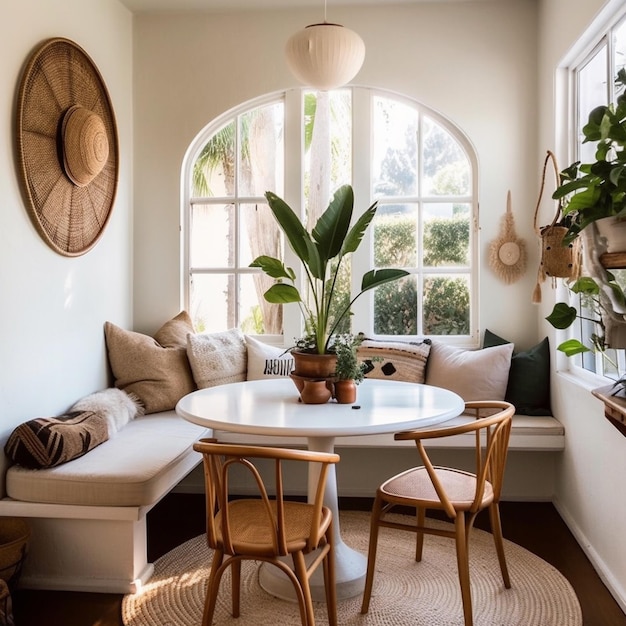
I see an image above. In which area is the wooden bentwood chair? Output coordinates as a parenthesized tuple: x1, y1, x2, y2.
(360, 401, 515, 626)
(192, 439, 340, 626)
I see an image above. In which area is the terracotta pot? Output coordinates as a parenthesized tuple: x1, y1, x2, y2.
(292, 350, 337, 379)
(299, 379, 332, 404)
(334, 379, 357, 404)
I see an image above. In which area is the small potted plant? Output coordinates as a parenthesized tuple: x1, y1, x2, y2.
(250, 184, 408, 381)
(333, 333, 368, 404)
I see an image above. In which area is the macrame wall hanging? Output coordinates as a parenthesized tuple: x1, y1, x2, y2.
(532, 150, 582, 303)
(488, 190, 527, 284)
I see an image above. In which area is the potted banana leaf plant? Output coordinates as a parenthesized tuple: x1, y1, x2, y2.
(250, 184, 408, 380)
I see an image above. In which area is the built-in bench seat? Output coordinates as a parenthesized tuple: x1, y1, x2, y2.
(0, 317, 563, 594)
(0, 409, 563, 594)
(0, 411, 209, 594)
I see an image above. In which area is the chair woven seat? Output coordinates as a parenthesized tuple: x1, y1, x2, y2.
(217, 500, 333, 555)
(381, 466, 494, 511)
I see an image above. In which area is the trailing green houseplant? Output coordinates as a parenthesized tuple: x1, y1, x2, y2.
(553, 68, 626, 245)
(546, 70, 626, 357)
(545, 274, 625, 359)
(250, 184, 408, 355)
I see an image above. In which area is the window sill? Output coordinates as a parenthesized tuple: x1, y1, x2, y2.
(590, 384, 626, 437)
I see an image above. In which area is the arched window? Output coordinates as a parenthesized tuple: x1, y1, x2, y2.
(182, 87, 478, 345)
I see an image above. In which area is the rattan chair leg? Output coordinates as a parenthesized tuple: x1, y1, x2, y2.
(415, 507, 426, 561)
(324, 525, 338, 626)
(489, 503, 511, 588)
(231, 558, 241, 617)
(454, 514, 473, 626)
(293, 550, 315, 626)
(361, 496, 384, 614)
(203, 549, 225, 626)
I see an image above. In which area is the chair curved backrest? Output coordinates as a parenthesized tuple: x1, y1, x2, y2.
(194, 439, 340, 557)
(394, 400, 514, 516)
(192, 438, 340, 626)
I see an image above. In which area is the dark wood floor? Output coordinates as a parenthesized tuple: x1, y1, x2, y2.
(10, 494, 626, 626)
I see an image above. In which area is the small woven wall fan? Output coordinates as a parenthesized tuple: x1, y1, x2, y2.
(488, 190, 527, 284)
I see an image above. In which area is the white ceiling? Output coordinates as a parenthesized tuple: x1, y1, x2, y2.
(119, 0, 484, 13)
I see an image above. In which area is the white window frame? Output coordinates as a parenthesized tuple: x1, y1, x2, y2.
(560, 3, 626, 382)
(181, 87, 479, 347)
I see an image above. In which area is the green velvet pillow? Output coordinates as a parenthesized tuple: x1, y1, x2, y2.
(483, 329, 551, 416)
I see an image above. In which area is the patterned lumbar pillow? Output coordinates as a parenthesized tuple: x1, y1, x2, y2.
(187, 329, 247, 389)
(70, 388, 144, 436)
(245, 335, 294, 380)
(357, 339, 432, 383)
(5, 411, 109, 469)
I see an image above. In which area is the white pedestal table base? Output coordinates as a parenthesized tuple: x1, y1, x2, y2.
(259, 435, 367, 602)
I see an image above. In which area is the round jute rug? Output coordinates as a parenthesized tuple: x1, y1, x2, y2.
(122, 511, 582, 626)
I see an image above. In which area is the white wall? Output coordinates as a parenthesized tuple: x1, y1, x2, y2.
(537, 0, 626, 612)
(132, 0, 541, 347)
(0, 0, 133, 487)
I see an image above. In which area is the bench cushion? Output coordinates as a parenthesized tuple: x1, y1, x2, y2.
(213, 414, 565, 451)
(5, 412, 209, 507)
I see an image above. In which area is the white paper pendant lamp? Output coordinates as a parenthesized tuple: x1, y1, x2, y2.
(285, 22, 365, 91)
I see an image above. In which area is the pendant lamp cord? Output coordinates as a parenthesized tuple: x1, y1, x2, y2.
(324, 0, 328, 23)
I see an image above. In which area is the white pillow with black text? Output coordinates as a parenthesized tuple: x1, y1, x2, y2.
(245, 335, 294, 380)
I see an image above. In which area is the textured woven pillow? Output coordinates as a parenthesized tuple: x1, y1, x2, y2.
(104, 311, 196, 414)
(245, 335, 294, 380)
(425, 341, 514, 402)
(5, 411, 108, 469)
(357, 339, 432, 383)
(187, 329, 247, 389)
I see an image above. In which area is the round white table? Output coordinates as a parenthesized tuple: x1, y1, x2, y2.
(176, 377, 464, 601)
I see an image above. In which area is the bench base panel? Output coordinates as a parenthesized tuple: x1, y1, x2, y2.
(0, 501, 154, 594)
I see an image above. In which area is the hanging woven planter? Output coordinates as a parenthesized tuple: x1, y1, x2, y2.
(532, 150, 582, 303)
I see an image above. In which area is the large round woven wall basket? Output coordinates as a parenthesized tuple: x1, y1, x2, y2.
(16, 38, 119, 257)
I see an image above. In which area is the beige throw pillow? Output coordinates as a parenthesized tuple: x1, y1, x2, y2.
(104, 311, 196, 414)
(187, 329, 247, 389)
(425, 341, 514, 402)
